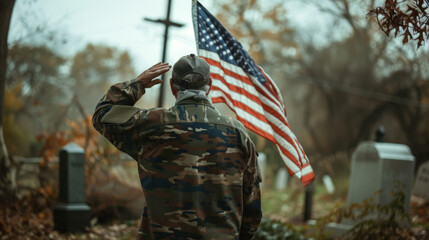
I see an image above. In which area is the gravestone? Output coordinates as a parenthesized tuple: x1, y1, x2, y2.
(347, 141, 415, 213)
(412, 161, 429, 201)
(322, 174, 335, 194)
(310, 141, 416, 237)
(53, 142, 91, 232)
(275, 168, 289, 190)
(258, 152, 267, 188)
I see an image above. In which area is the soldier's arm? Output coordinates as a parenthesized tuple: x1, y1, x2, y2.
(239, 137, 262, 239)
(92, 62, 171, 159)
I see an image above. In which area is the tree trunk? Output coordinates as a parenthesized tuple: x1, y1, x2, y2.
(0, 0, 16, 203)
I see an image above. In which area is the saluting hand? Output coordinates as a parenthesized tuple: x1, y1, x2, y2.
(136, 62, 172, 88)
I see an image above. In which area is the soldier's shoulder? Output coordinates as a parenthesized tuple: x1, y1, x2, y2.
(145, 107, 168, 115)
(100, 105, 140, 124)
(216, 113, 248, 136)
(230, 117, 247, 133)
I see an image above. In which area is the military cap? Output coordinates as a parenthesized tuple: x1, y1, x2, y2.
(172, 54, 211, 90)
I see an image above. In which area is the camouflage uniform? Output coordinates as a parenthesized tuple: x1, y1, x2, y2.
(93, 78, 262, 239)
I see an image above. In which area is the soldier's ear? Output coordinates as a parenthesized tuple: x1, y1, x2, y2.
(170, 78, 178, 98)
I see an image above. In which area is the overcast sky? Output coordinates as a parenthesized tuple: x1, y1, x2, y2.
(9, 0, 218, 71)
(8, 0, 336, 70)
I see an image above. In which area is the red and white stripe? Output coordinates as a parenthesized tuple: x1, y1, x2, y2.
(199, 49, 315, 185)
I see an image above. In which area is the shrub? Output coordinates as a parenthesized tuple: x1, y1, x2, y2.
(255, 218, 309, 240)
(314, 182, 420, 239)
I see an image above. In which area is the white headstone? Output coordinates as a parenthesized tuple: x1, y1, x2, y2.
(323, 175, 335, 194)
(275, 168, 289, 190)
(258, 152, 267, 188)
(412, 161, 429, 201)
(315, 141, 415, 237)
(347, 142, 415, 213)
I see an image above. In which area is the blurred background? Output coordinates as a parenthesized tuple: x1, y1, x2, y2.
(1, 0, 429, 239)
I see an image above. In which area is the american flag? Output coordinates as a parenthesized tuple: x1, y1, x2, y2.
(192, 1, 314, 185)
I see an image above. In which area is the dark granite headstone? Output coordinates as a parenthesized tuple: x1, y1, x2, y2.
(53, 142, 91, 232)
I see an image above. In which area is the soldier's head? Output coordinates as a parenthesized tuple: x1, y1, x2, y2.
(170, 54, 211, 97)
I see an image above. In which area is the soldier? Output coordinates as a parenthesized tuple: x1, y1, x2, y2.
(92, 54, 262, 240)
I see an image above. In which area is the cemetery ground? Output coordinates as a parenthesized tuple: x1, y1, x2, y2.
(1, 155, 429, 240)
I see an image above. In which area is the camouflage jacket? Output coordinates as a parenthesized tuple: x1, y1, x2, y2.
(92, 79, 262, 240)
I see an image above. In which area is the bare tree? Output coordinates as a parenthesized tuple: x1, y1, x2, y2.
(214, 0, 429, 169)
(294, 0, 429, 168)
(0, 0, 16, 203)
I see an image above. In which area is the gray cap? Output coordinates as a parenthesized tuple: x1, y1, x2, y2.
(172, 54, 211, 90)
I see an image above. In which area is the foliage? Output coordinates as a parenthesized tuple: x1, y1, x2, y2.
(314, 183, 421, 239)
(5, 44, 68, 142)
(69, 43, 136, 114)
(5, 43, 136, 139)
(6, 44, 67, 109)
(70, 43, 135, 87)
(214, 0, 297, 65)
(368, 0, 429, 48)
(3, 41, 136, 160)
(262, 189, 300, 218)
(255, 218, 309, 240)
(2, 83, 35, 155)
(0, 186, 139, 239)
(7, 44, 66, 86)
(37, 113, 118, 172)
(411, 197, 429, 227)
(0, 186, 57, 239)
